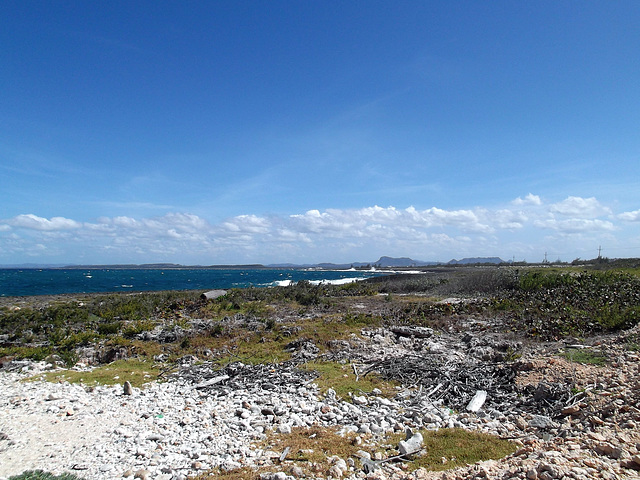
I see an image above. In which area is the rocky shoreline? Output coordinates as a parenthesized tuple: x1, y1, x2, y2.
(2, 317, 640, 480)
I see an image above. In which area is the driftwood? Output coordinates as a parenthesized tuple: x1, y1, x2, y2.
(390, 326, 434, 339)
(364, 354, 578, 416)
(171, 360, 318, 393)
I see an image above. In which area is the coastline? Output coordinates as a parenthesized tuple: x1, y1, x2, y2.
(0, 267, 393, 298)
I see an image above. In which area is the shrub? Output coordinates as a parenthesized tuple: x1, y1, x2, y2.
(97, 321, 122, 335)
(498, 270, 640, 338)
(122, 320, 156, 338)
(9, 471, 85, 480)
(0, 345, 51, 361)
(560, 348, 607, 366)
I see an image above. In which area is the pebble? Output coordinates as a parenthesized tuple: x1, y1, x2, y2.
(2, 324, 640, 480)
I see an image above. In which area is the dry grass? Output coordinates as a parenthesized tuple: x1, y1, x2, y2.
(265, 425, 363, 464)
(384, 428, 518, 472)
(28, 358, 161, 388)
(193, 426, 517, 480)
(192, 467, 258, 480)
(301, 360, 398, 399)
(183, 312, 382, 365)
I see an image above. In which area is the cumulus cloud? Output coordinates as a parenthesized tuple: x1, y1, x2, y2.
(618, 209, 640, 222)
(111, 216, 139, 228)
(8, 214, 81, 231)
(534, 218, 615, 233)
(512, 193, 542, 206)
(221, 215, 271, 234)
(549, 196, 612, 218)
(290, 205, 493, 235)
(488, 209, 527, 229)
(0, 194, 631, 263)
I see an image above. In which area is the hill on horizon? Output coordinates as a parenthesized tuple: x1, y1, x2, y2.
(3, 256, 507, 270)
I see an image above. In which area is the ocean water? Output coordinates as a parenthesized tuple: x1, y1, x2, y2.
(0, 268, 386, 297)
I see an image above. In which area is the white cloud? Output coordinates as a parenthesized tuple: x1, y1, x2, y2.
(290, 205, 493, 235)
(488, 209, 527, 229)
(290, 209, 361, 235)
(0, 195, 633, 264)
(534, 218, 615, 233)
(618, 209, 640, 222)
(112, 216, 139, 228)
(512, 193, 542, 206)
(221, 215, 271, 234)
(423, 207, 488, 230)
(8, 214, 81, 231)
(549, 196, 611, 218)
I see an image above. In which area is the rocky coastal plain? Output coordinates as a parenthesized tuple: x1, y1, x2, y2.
(2, 270, 640, 480)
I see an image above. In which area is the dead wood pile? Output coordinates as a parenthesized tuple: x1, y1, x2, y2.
(365, 354, 580, 417)
(170, 360, 318, 394)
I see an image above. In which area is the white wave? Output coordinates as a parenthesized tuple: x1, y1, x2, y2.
(386, 269, 427, 275)
(275, 280, 293, 286)
(309, 277, 363, 286)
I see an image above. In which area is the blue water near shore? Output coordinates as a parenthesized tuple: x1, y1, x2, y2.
(0, 268, 387, 297)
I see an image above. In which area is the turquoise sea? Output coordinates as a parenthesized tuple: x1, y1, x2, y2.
(0, 268, 386, 297)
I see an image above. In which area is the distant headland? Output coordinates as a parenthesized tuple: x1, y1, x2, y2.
(0, 256, 506, 270)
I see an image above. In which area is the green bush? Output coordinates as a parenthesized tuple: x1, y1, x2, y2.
(9, 470, 85, 480)
(0, 345, 52, 361)
(122, 319, 156, 338)
(499, 270, 640, 338)
(343, 312, 381, 327)
(518, 271, 574, 291)
(97, 321, 123, 335)
(560, 348, 607, 366)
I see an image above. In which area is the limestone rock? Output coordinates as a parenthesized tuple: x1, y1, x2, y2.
(399, 432, 423, 455)
(133, 470, 149, 480)
(528, 415, 556, 429)
(123, 381, 133, 396)
(466, 390, 487, 412)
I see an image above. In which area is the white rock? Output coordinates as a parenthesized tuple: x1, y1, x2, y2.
(398, 432, 423, 455)
(466, 390, 487, 412)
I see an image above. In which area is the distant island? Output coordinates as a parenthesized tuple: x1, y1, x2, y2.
(269, 256, 506, 268)
(1, 256, 506, 270)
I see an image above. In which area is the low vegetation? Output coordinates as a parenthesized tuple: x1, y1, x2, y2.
(385, 428, 517, 472)
(8, 471, 84, 480)
(193, 426, 517, 479)
(2, 265, 640, 363)
(30, 358, 161, 388)
(2, 262, 640, 477)
(559, 348, 608, 366)
(300, 360, 398, 399)
(495, 270, 640, 338)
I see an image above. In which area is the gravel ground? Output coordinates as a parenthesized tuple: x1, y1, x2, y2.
(2, 294, 640, 480)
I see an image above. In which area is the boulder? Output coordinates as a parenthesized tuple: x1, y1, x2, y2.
(201, 290, 227, 300)
(466, 390, 487, 412)
(390, 326, 434, 338)
(399, 432, 423, 455)
(123, 381, 133, 396)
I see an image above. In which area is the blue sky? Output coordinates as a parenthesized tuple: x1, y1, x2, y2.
(1, 1, 640, 265)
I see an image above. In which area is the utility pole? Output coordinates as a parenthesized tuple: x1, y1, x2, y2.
(598, 245, 602, 259)
(543, 252, 548, 263)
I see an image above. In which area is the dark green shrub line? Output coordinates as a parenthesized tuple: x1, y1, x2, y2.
(497, 270, 640, 338)
(8, 470, 85, 480)
(2, 269, 639, 364)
